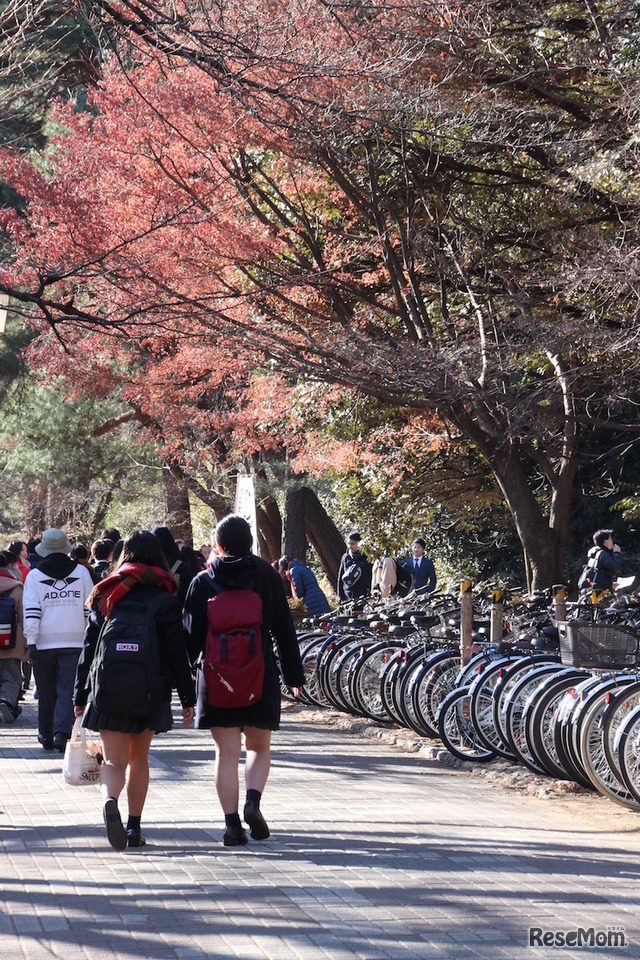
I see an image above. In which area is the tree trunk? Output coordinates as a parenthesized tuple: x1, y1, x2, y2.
(88, 473, 124, 540)
(25, 480, 48, 536)
(283, 486, 308, 561)
(257, 493, 282, 564)
(302, 487, 345, 585)
(162, 462, 193, 544)
(486, 442, 574, 590)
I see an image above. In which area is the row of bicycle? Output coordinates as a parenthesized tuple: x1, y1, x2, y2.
(290, 586, 640, 810)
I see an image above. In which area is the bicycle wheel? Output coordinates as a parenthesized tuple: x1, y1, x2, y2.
(601, 681, 640, 786)
(578, 680, 640, 809)
(524, 669, 591, 780)
(492, 655, 559, 751)
(502, 662, 565, 774)
(379, 652, 407, 724)
(317, 636, 363, 712)
(298, 634, 330, 707)
(469, 657, 518, 759)
(349, 641, 407, 722)
(333, 641, 373, 714)
(436, 686, 496, 763)
(616, 705, 640, 805)
(395, 646, 436, 732)
(411, 651, 460, 739)
(553, 676, 601, 790)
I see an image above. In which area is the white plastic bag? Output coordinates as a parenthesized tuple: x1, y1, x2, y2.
(63, 717, 103, 786)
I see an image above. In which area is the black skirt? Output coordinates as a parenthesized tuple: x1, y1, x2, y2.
(81, 699, 173, 735)
(194, 655, 281, 730)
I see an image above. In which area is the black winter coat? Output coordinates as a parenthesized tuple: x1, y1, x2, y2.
(183, 553, 305, 730)
(336, 549, 372, 601)
(74, 584, 196, 717)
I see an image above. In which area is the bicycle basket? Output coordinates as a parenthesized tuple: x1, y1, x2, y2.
(557, 621, 640, 670)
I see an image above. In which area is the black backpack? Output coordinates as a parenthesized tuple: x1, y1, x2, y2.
(90, 596, 164, 717)
(0, 593, 17, 650)
(394, 560, 414, 598)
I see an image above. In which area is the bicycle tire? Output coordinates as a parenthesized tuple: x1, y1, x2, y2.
(578, 680, 640, 809)
(501, 662, 565, 774)
(553, 676, 601, 791)
(395, 646, 437, 732)
(348, 641, 407, 722)
(411, 651, 460, 739)
(469, 657, 518, 759)
(524, 669, 591, 780)
(436, 686, 496, 763)
(601, 681, 640, 786)
(297, 634, 330, 707)
(379, 652, 407, 725)
(492, 655, 559, 750)
(616, 704, 640, 805)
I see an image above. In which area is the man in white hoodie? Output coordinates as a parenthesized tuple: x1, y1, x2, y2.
(23, 528, 94, 752)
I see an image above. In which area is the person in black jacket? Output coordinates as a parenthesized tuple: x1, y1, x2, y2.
(183, 515, 305, 847)
(582, 529, 622, 593)
(336, 532, 372, 603)
(74, 530, 195, 851)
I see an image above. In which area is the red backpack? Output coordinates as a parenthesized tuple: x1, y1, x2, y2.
(204, 589, 265, 708)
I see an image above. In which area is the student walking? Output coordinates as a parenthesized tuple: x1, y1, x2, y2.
(23, 528, 95, 752)
(74, 530, 195, 851)
(183, 515, 305, 847)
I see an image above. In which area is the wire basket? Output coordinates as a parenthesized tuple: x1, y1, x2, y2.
(558, 620, 640, 670)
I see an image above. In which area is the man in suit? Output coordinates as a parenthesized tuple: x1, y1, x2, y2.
(402, 538, 436, 593)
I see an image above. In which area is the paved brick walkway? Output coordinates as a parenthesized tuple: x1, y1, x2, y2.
(2, 693, 640, 959)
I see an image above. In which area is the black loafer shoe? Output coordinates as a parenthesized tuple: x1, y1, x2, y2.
(53, 734, 68, 754)
(127, 828, 146, 848)
(223, 825, 248, 847)
(103, 799, 127, 852)
(38, 735, 54, 750)
(243, 800, 270, 840)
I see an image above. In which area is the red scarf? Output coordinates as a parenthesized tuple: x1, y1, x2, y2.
(88, 562, 176, 619)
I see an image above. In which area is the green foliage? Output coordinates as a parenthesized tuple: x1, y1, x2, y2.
(0, 1, 103, 150)
(0, 336, 163, 539)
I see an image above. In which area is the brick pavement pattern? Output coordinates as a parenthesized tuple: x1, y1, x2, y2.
(2, 693, 640, 959)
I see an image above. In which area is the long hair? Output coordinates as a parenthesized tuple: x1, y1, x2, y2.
(115, 530, 168, 571)
(151, 525, 180, 564)
(7, 540, 26, 559)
